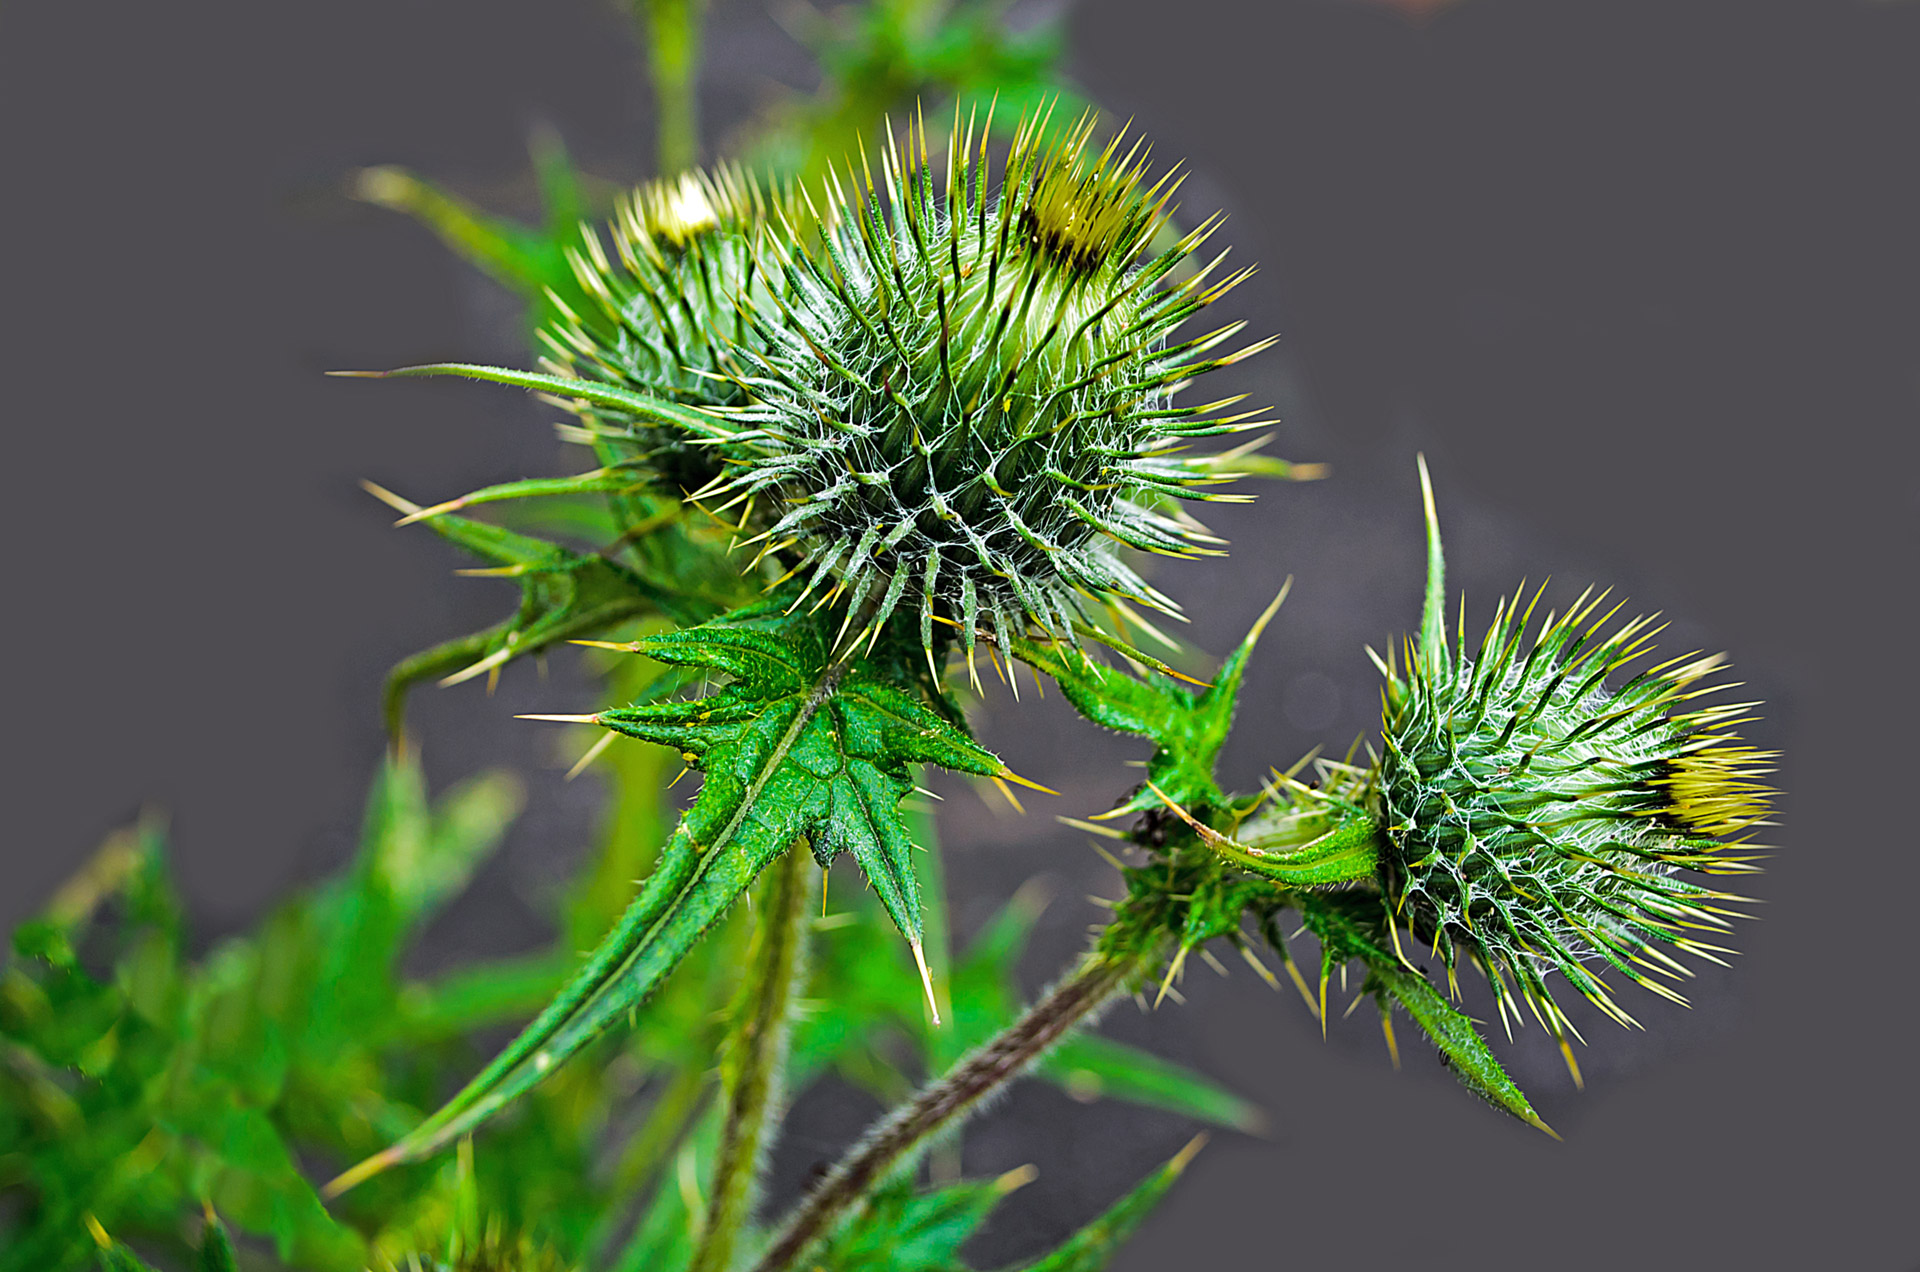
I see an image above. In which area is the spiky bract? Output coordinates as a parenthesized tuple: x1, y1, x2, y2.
(1377, 587, 1773, 1044)
(543, 165, 784, 490)
(717, 108, 1273, 653)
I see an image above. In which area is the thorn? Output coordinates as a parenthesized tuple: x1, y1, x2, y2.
(992, 1162, 1040, 1194)
(325, 1146, 401, 1197)
(326, 369, 393, 378)
(910, 939, 942, 1026)
(394, 496, 466, 526)
(991, 775, 1027, 816)
(1558, 1035, 1585, 1090)
(997, 767, 1060, 796)
(1168, 1132, 1209, 1174)
(85, 1216, 112, 1249)
(360, 478, 422, 517)
(565, 730, 617, 780)
(1155, 945, 1190, 1008)
(1056, 815, 1126, 840)
(516, 713, 603, 724)
(1237, 942, 1281, 992)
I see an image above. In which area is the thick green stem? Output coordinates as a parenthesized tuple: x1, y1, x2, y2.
(749, 946, 1147, 1272)
(688, 844, 810, 1272)
(638, 0, 706, 173)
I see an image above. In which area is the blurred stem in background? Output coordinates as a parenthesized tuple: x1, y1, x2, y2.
(638, 0, 709, 172)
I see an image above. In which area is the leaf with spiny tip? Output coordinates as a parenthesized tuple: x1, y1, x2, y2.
(334, 363, 737, 443)
(387, 465, 655, 526)
(1296, 894, 1553, 1136)
(196, 1208, 238, 1272)
(994, 1135, 1207, 1272)
(86, 1217, 162, 1272)
(364, 483, 706, 734)
(1013, 583, 1289, 816)
(598, 588, 1003, 961)
(329, 592, 1001, 1190)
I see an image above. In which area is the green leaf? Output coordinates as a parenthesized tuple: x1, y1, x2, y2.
(332, 593, 1003, 1188)
(353, 166, 558, 297)
(85, 1220, 161, 1272)
(1296, 894, 1553, 1136)
(995, 1136, 1204, 1272)
(1014, 585, 1288, 815)
(336, 363, 735, 442)
(350, 139, 597, 337)
(196, 1210, 238, 1272)
(306, 754, 522, 1053)
(598, 591, 1005, 968)
(811, 1171, 1030, 1272)
(365, 482, 694, 734)
(1042, 1036, 1262, 1134)
(612, 1103, 721, 1272)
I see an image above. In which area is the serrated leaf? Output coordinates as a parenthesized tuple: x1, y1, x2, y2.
(331, 594, 1002, 1189)
(1012, 586, 1287, 816)
(599, 591, 1004, 965)
(995, 1137, 1204, 1272)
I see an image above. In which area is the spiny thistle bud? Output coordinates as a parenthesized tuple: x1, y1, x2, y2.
(1375, 464, 1774, 1064)
(543, 164, 783, 489)
(712, 107, 1278, 654)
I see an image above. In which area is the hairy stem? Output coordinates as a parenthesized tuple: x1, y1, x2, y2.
(688, 844, 810, 1272)
(750, 946, 1148, 1272)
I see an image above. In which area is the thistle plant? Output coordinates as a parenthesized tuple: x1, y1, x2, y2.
(2, 38, 1781, 1271)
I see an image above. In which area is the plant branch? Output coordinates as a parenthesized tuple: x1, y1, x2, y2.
(639, 0, 706, 173)
(749, 945, 1148, 1272)
(689, 842, 811, 1272)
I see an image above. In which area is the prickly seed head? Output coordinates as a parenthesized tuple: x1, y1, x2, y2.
(1377, 584, 1774, 1044)
(716, 108, 1276, 653)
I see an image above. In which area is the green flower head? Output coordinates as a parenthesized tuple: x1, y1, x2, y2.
(708, 106, 1280, 655)
(1375, 463, 1774, 1062)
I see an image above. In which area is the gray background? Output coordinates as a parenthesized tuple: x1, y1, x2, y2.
(2, 0, 1916, 1268)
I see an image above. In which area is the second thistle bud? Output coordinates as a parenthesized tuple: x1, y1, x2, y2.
(1375, 467, 1773, 1054)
